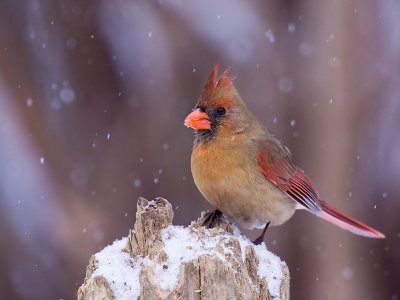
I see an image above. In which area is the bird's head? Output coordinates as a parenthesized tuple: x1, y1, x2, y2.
(184, 64, 253, 144)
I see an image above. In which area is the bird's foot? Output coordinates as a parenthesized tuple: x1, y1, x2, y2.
(252, 222, 271, 245)
(202, 209, 225, 229)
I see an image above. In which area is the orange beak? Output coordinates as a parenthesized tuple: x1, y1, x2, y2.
(184, 108, 211, 130)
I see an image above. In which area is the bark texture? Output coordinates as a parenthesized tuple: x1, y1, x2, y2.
(78, 197, 290, 300)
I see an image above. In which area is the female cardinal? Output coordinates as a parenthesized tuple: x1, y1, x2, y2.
(184, 64, 385, 243)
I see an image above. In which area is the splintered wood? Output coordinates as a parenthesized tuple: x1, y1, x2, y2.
(78, 197, 290, 300)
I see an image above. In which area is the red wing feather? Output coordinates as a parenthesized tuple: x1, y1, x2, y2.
(257, 146, 322, 213)
(257, 143, 385, 238)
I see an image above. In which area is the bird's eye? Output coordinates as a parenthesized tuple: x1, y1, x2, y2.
(216, 107, 226, 116)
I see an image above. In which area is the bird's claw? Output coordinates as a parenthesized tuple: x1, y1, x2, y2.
(202, 209, 224, 229)
(252, 222, 271, 245)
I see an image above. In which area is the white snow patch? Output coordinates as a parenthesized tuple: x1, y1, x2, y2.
(154, 226, 228, 291)
(232, 226, 285, 299)
(253, 244, 284, 299)
(143, 200, 156, 209)
(232, 224, 249, 261)
(156, 225, 285, 299)
(92, 238, 143, 300)
(91, 227, 285, 299)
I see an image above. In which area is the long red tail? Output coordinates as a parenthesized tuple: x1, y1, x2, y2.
(315, 200, 385, 238)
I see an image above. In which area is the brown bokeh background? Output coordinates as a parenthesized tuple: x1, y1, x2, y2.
(0, 1, 399, 299)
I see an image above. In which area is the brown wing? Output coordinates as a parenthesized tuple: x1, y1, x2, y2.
(257, 140, 385, 238)
(257, 141, 321, 213)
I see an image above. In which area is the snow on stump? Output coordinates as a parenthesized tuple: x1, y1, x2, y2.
(78, 197, 290, 300)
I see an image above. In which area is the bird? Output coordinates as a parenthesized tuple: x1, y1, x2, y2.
(184, 64, 385, 244)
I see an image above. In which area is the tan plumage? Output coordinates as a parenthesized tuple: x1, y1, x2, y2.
(185, 64, 385, 240)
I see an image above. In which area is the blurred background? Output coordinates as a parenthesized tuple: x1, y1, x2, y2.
(0, 0, 399, 299)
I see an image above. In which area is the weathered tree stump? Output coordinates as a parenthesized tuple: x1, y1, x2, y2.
(78, 197, 290, 300)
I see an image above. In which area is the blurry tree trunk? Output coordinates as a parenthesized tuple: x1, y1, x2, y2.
(292, 1, 367, 299)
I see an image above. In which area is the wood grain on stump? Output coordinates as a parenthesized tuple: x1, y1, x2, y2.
(78, 197, 290, 300)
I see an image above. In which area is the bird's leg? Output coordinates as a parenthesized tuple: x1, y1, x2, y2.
(202, 209, 223, 229)
(253, 222, 271, 245)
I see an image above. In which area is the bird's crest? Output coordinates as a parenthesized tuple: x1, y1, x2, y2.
(198, 63, 237, 108)
(205, 63, 236, 90)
